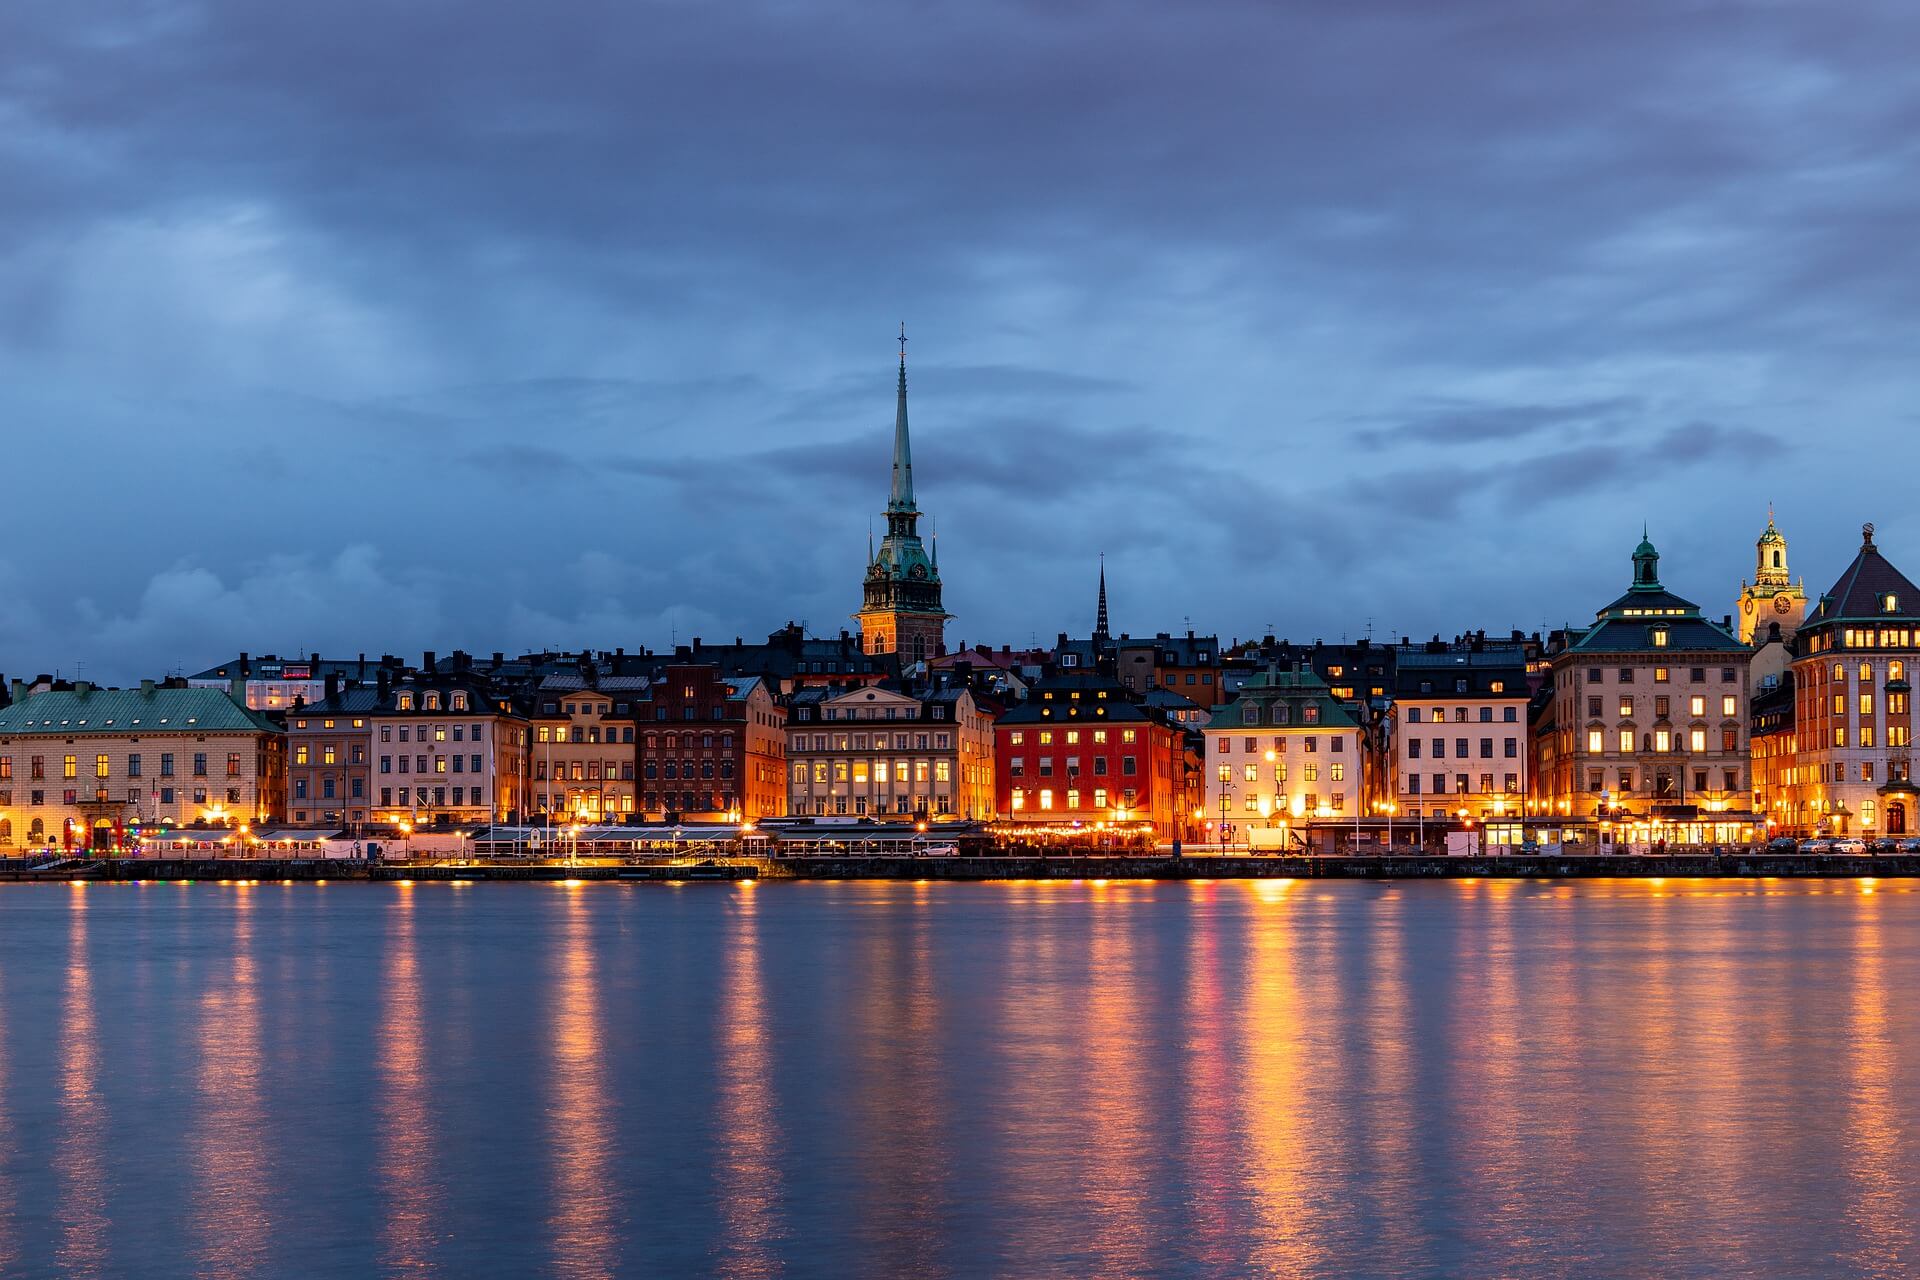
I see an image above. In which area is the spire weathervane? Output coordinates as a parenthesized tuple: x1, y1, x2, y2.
(899, 321, 908, 363)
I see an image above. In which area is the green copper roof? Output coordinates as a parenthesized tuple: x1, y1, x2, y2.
(0, 686, 279, 735)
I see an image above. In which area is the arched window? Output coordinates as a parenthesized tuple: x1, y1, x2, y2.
(1833, 664, 1846, 682)
(1772, 550, 1782, 569)
(28, 818, 44, 841)
(1891, 661, 1905, 682)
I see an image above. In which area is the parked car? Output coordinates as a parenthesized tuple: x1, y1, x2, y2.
(1766, 836, 1798, 853)
(1832, 837, 1868, 855)
(1896, 838, 1920, 855)
(1801, 839, 1834, 854)
(1870, 837, 1900, 854)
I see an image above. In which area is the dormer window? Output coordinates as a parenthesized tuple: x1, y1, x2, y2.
(397, 694, 414, 711)
(423, 692, 441, 711)
(1885, 593, 1900, 613)
(1241, 704, 1258, 725)
(451, 693, 468, 711)
(1651, 628, 1670, 648)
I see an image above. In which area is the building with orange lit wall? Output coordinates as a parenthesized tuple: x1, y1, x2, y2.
(0, 681, 285, 852)
(994, 674, 1185, 837)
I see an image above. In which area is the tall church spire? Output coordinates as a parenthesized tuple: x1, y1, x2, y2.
(889, 322, 915, 513)
(1094, 555, 1110, 645)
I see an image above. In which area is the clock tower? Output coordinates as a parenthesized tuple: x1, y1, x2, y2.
(1735, 509, 1806, 644)
(855, 327, 950, 665)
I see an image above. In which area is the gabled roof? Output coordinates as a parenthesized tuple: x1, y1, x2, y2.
(0, 685, 278, 735)
(1806, 526, 1920, 627)
(1206, 667, 1362, 732)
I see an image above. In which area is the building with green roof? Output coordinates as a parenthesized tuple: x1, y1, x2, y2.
(0, 681, 285, 852)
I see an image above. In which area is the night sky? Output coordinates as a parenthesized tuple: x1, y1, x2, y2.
(6, 1, 1918, 681)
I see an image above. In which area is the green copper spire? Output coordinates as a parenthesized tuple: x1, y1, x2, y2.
(889, 322, 915, 513)
(1631, 527, 1662, 590)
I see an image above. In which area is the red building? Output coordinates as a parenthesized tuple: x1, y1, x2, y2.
(634, 665, 786, 821)
(994, 674, 1186, 841)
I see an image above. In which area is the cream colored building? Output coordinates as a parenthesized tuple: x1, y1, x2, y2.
(530, 674, 644, 822)
(1203, 667, 1365, 842)
(1390, 645, 1530, 831)
(786, 685, 994, 819)
(0, 681, 286, 852)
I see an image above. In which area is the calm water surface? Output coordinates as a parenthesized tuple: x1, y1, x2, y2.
(1, 878, 1919, 1277)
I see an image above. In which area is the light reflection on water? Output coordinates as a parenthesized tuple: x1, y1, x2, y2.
(1, 879, 1919, 1275)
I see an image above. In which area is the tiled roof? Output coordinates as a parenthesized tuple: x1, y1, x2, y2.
(1807, 533, 1920, 626)
(0, 686, 277, 735)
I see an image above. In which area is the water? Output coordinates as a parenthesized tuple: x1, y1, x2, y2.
(1, 878, 1918, 1277)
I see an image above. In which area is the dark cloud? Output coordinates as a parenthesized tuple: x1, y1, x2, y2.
(0, 0, 1915, 676)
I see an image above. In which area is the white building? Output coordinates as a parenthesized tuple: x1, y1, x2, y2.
(1203, 667, 1364, 845)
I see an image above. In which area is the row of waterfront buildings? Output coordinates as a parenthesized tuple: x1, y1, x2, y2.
(2, 341, 1915, 852)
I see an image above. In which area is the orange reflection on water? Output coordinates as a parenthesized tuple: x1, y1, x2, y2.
(1842, 889, 1912, 1274)
(376, 886, 440, 1270)
(548, 887, 618, 1277)
(1237, 879, 1320, 1276)
(0, 959, 14, 1271)
(1079, 882, 1151, 1275)
(54, 888, 108, 1274)
(847, 881, 945, 1274)
(714, 886, 781, 1279)
(191, 888, 269, 1277)
(1180, 883, 1238, 1271)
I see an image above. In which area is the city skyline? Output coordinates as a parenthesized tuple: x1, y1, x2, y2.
(7, 1, 1920, 680)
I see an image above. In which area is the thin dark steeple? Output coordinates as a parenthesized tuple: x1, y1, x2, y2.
(1094, 555, 1111, 645)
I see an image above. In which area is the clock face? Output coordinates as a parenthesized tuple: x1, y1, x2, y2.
(1774, 594, 1793, 614)
(1741, 598, 1754, 615)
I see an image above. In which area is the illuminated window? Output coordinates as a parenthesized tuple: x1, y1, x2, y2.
(1652, 630, 1669, 648)
(1654, 667, 1670, 683)
(1689, 696, 1705, 717)
(1655, 730, 1672, 752)
(1618, 730, 1633, 753)
(1588, 729, 1604, 753)
(1122, 730, 1137, 744)
(1722, 695, 1737, 717)
(1039, 789, 1053, 811)
(1689, 729, 1706, 752)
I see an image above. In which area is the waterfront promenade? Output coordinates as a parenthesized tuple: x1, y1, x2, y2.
(6, 851, 1920, 882)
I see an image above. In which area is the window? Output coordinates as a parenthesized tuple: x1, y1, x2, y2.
(94, 754, 109, 779)
(1620, 668, 1634, 683)
(1619, 698, 1634, 718)
(1618, 730, 1633, 753)
(1722, 695, 1737, 717)
(1654, 667, 1670, 683)
(1587, 730, 1603, 753)
(1689, 729, 1706, 752)
(1689, 696, 1705, 717)
(1652, 629, 1669, 648)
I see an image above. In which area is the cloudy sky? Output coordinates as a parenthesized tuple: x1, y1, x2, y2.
(5, 0, 1918, 681)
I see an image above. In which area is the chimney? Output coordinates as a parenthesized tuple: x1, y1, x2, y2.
(423, 650, 437, 672)
(229, 675, 246, 704)
(376, 669, 392, 698)
(74, 680, 93, 696)
(10, 679, 24, 703)
(493, 651, 505, 668)
(324, 673, 341, 700)
(141, 679, 156, 696)
(238, 651, 251, 676)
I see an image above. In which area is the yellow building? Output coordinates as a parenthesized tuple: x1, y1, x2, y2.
(0, 680, 285, 852)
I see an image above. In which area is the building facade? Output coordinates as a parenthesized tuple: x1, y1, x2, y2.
(1539, 533, 1754, 842)
(635, 666, 786, 821)
(785, 684, 995, 819)
(369, 673, 529, 828)
(856, 332, 949, 663)
(1389, 645, 1530, 829)
(1203, 667, 1365, 845)
(0, 682, 285, 851)
(995, 675, 1186, 837)
(287, 684, 378, 828)
(529, 674, 644, 823)
(1776, 524, 1920, 837)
